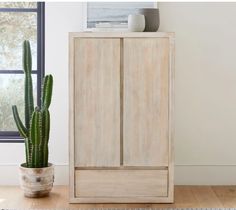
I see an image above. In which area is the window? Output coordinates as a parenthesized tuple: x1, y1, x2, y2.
(0, 2, 45, 142)
(86, 2, 157, 28)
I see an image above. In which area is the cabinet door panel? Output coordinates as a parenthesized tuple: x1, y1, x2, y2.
(74, 38, 120, 167)
(123, 38, 169, 166)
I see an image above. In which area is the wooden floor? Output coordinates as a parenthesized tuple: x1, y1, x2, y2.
(0, 186, 236, 208)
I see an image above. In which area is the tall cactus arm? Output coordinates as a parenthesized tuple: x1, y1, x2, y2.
(42, 109, 50, 167)
(43, 109, 50, 143)
(43, 144, 48, 167)
(30, 111, 36, 167)
(25, 138, 32, 168)
(12, 105, 28, 138)
(23, 40, 34, 129)
(41, 75, 53, 109)
(25, 74, 34, 129)
(30, 109, 43, 168)
(23, 40, 32, 74)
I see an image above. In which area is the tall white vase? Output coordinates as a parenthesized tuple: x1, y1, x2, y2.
(128, 14, 145, 32)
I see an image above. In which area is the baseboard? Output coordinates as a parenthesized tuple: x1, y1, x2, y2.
(0, 165, 236, 185)
(0, 165, 69, 185)
(175, 165, 236, 185)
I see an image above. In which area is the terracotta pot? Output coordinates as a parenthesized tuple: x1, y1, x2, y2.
(19, 163, 54, 198)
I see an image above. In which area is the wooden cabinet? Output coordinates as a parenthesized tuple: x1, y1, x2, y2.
(69, 32, 175, 203)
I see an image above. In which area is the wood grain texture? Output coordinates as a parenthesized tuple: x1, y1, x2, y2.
(168, 34, 175, 202)
(75, 170, 168, 198)
(0, 186, 235, 208)
(74, 38, 120, 167)
(212, 186, 236, 208)
(190, 186, 224, 207)
(70, 196, 173, 203)
(123, 38, 169, 167)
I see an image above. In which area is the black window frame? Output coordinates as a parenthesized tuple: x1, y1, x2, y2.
(0, 2, 45, 143)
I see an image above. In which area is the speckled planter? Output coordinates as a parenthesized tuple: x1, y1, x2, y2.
(19, 163, 54, 198)
(138, 8, 160, 32)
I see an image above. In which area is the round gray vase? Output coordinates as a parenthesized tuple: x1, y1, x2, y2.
(138, 8, 160, 32)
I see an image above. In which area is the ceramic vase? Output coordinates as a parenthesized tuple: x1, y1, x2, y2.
(128, 14, 145, 32)
(138, 8, 160, 32)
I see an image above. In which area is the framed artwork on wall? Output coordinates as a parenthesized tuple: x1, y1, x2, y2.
(83, 2, 158, 30)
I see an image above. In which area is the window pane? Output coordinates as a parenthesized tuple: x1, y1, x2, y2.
(0, 2, 37, 8)
(0, 12, 37, 70)
(0, 74, 37, 131)
(87, 2, 155, 28)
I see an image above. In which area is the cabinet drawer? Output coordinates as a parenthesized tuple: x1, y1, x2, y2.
(75, 170, 168, 197)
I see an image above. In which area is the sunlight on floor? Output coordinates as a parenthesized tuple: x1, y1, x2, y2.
(0, 198, 5, 203)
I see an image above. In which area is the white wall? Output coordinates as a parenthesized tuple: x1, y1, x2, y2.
(1, 2, 236, 185)
(45, 2, 83, 165)
(159, 2, 236, 184)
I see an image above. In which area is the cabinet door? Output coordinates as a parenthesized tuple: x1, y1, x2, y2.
(123, 38, 169, 167)
(74, 38, 120, 167)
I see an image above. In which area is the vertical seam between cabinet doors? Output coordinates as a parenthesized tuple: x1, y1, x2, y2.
(120, 38, 124, 166)
(73, 37, 76, 198)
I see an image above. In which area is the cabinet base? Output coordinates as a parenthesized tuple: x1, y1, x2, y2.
(69, 196, 174, 204)
(71, 169, 173, 203)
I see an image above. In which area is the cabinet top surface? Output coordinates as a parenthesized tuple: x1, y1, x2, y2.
(69, 32, 174, 38)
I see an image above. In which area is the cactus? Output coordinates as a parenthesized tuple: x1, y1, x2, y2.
(12, 40, 53, 168)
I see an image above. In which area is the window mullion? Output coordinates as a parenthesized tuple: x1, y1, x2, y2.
(0, 8, 37, 12)
(0, 70, 38, 74)
(37, 2, 45, 106)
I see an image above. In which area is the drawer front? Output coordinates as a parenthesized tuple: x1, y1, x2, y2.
(75, 170, 168, 197)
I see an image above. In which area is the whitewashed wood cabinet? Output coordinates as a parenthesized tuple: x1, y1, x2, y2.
(69, 32, 175, 203)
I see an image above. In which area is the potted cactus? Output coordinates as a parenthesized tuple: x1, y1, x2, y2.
(12, 40, 54, 198)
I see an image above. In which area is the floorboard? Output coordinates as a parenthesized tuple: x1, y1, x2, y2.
(0, 186, 235, 208)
